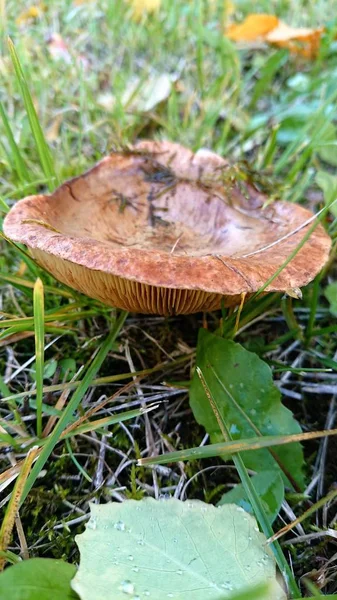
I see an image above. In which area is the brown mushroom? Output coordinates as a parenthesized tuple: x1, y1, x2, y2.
(3, 141, 331, 315)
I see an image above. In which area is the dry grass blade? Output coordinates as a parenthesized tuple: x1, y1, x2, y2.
(268, 488, 337, 544)
(195, 367, 301, 599)
(138, 428, 337, 465)
(0, 446, 39, 570)
(63, 378, 138, 436)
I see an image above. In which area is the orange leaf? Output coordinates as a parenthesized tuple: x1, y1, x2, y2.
(226, 13, 279, 42)
(266, 22, 324, 58)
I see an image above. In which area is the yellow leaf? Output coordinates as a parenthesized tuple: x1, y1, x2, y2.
(226, 13, 279, 42)
(16, 4, 44, 26)
(126, 0, 161, 22)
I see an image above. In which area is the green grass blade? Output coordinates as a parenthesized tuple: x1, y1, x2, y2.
(33, 278, 45, 438)
(7, 38, 57, 189)
(138, 429, 337, 465)
(20, 310, 128, 505)
(195, 367, 301, 599)
(0, 197, 9, 213)
(0, 101, 30, 184)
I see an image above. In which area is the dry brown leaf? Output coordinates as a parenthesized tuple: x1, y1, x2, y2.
(226, 13, 324, 58)
(227, 14, 279, 42)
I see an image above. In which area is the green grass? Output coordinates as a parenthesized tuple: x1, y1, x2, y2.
(0, 0, 337, 596)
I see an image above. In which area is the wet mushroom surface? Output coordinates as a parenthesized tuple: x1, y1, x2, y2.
(3, 141, 331, 314)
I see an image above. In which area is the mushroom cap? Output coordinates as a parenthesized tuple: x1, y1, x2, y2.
(3, 141, 331, 315)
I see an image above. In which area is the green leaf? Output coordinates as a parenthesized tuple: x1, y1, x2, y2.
(316, 170, 337, 217)
(72, 498, 286, 600)
(0, 558, 78, 600)
(59, 358, 77, 379)
(218, 470, 284, 525)
(226, 582, 284, 600)
(189, 330, 305, 489)
(325, 283, 337, 316)
(0, 100, 30, 184)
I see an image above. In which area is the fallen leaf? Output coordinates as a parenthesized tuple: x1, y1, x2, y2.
(126, 0, 161, 22)
(98, 73, 174, 113)
(227, 14, 279, 42)
(266, 22, 323, 58)
(226, 13, 324, 59)
(72, 499, 286, 600)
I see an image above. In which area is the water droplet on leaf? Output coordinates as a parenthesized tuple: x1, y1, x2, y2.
(119, 580, 135, 595)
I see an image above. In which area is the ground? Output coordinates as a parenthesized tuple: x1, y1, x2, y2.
(0, 0, 336, 597)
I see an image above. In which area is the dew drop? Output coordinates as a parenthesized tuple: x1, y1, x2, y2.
(167, 594, 174, 598)
(250, 408, 257, 416)
(144, 592, 150, 597)
(229, 424, 240, 435)
(137, 539, 144, 546)
(132, 596, 140, 600)
(119, 580, 135, 595)
(128, 555, 134, 561)
(176, 569, 183, 575)
(254, 526, 259, 532)
(229, 384, 234, 389)
(221, 582, 233, 590)
(132, 567, 139, 573)
(239, 382, 244, 388)
(114, 520, 126, 531)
